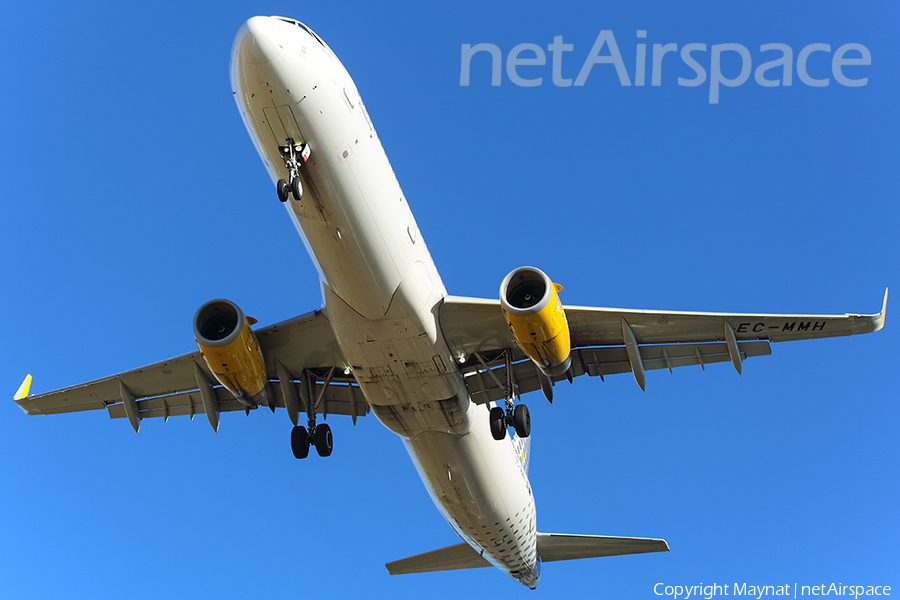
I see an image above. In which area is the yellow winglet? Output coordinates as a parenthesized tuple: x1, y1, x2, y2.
(879, 287, 888, 329)
(14, 374, 32, 401)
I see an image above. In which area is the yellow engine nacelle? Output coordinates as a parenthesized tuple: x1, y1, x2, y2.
(193, 299, 268, 407)
(500, 266, 571, 378)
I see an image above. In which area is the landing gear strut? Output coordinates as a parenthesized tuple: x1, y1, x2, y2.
(276, 138, 310, 203)
(490, 398, 531, 441)
(290, 367, 334, 459)
(480, 349, 531, 441)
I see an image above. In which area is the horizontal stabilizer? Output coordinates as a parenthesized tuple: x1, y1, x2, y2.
(538, 533, 669, 562)
(386, 532, 669, 576)
(386, 541, 490, 575)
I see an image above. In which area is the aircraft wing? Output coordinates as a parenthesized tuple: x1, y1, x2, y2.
(439, 290, 887, 402)
(14, 308, 368, 431)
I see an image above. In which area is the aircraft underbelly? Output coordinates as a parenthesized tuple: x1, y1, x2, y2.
(321, 265, 469, 437)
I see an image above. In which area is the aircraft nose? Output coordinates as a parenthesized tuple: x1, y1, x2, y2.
(234, 16, 282, 64)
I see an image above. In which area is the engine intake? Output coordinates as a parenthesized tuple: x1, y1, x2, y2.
(500, 267, 571, 378)
(193, 299, 268, 407)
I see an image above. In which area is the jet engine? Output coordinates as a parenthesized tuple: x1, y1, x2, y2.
(193, 299, 268, 407)
(500, 267, 571, 378)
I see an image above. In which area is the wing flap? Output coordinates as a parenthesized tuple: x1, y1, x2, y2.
(104, 379, 370, 421)
(463, 341, 771, 405)
(265, 379, 368, 419)
(106, 387, 237, 420)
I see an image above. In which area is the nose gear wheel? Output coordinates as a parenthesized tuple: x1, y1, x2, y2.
(276, 138, 310, 202)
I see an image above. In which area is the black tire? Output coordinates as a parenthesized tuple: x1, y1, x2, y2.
(277, 179, 290, 202)
(291, 425, 310, 459)
(315, 423, 333, 457)
(291, 176, 303, 200)
(513, 404, 531, 439)
(489, 406, 506, 441)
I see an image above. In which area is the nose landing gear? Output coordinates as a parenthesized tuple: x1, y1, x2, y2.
(276, 138, 310, 203)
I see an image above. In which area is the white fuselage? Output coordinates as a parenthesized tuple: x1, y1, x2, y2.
(231, 16, 540, 587)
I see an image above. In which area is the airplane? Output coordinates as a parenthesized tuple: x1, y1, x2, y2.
(12, 16, 887, 589)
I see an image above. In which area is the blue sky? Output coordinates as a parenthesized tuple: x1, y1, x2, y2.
(1, 1, 897, 598)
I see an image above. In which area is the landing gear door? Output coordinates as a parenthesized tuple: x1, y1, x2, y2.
(263, 105, 305, 146)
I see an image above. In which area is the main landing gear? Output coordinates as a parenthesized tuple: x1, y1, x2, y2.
(290, 367, 333, 459)
(276, 138, 310, 203)
(291, 422, 333, 458)
(490, 399, 531, 441)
